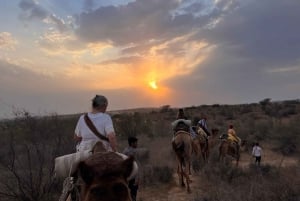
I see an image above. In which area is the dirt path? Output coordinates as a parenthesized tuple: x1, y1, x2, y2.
(138, 173, 203, 201)
(138, 148, 298, 201)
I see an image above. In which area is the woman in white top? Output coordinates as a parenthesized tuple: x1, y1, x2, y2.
(74, 95, 118, 152)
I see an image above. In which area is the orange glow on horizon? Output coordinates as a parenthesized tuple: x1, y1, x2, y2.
(68, 39, 209, 101)
(149, 80, 158, 90)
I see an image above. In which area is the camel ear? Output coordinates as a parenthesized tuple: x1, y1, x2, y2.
(120, 156, 134, 179)
(78, 161, 94, 185)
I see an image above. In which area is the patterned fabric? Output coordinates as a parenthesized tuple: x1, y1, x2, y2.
(190, 127, 197, 139)
(197, 127, 208, 139)
(198, 119, 207, 129)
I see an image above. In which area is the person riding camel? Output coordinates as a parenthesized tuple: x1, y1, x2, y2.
(197, 116, 211, 147)
(198, 116, 211, 137)
(227, 124, 241, 152)
(172, 108, 195, 138)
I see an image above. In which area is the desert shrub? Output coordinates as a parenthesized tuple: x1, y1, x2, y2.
(159, 105, 170, 113)
(272, 118, 300, 155)
(149, 119, 171, 138)
(153, 166, 173, 183)
(240, 104, 253, 114)
(0, 111, 74, 201)
(254, 119, 273, 140)
(136, 147, 150, 164)
(141, 165, 173, 185)
(278, 106, 297, 117)
(114, 112, 152, 139)
(196, 165, 300, 201)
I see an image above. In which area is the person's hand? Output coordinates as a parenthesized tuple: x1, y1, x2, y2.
(74, 134, 82, 142)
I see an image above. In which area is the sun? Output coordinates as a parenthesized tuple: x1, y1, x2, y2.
(149, 80, 158, 90)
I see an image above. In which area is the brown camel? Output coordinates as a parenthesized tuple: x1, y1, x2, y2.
(172, 131, 193, 193)
(62, 142, 136, 201)
(219, 134, 241, 166)
(192, 126, 208, 162)
(77, 152, 135, 201)
(208, 128, 220, 152)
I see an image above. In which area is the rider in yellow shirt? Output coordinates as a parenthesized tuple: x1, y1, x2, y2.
(227, 124, 241, 146)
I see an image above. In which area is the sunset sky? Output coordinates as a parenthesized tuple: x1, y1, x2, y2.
(1, 0, 300, 119)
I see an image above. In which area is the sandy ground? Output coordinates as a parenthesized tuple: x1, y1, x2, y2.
(138, 174, 203, 201)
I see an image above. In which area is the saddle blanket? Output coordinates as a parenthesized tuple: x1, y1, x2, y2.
(54, 151, 139, 180)
(54, 150, 92, 178)
(171, 119, 191, 129)
(228, 134, 241, 145)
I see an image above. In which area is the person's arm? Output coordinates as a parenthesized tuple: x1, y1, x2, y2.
(74, 116, 83, 143)
(202, 122, 211, 135)
(252, 147, 256, 156)
(107, 132, 117, 152)
(74, 134, 82, 142)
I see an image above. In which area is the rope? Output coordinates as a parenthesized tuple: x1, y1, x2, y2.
(58, 177, 75, 201)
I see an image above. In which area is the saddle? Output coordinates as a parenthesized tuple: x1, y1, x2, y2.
(173, 120, 191, 133)
(196, 127, 208, 141)
(174, 130, 191, 137)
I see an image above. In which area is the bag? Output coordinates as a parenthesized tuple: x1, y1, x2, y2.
(54, 150, 93, 178)
(84, 114, 109, 142)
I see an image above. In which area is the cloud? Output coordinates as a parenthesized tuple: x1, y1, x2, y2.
(164, 0, 300, 104)
(18, 0, 70, 33)
(100, 56, 144, 65)
(83, 0, 95, 11)
(0, 59, 57, 92)
(0, 32, 18, 49)
(201, 0, 300, 67)
(74, 0, 222, 47)
(19, 0, 48, 20)
(36, 29, 85, 54)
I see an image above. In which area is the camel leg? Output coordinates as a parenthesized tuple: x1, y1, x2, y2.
(178, 162, 185, 187)
(236, 153, 240, 167)
(183, 169, 191, 193)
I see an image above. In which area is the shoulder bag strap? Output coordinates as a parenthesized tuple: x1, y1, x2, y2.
(84, 114, 109, 142)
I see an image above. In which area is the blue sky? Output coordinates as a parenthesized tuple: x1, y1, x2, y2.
(1, 0, 300, 119)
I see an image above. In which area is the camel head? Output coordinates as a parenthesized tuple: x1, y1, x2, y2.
(78, 152, 134, 201)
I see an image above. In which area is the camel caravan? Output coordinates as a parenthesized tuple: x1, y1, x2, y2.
(171, 111, 243, 193)
(54, 113, 243, 201)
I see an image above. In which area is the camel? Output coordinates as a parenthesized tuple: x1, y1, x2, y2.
(208, 128, 220, 152)
(172, 130, 193, 193)
(77, 152, 135, 201)
(61, 142, 137, 201)
(218, 134, 241, 166)
(192, 126, 209, 162)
